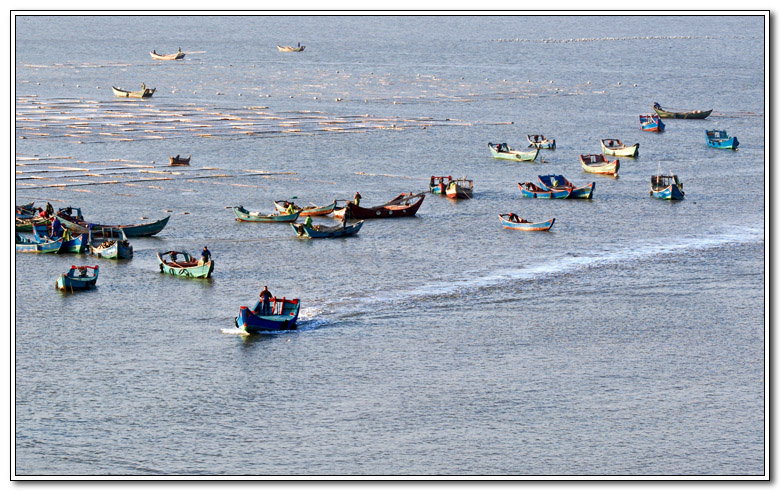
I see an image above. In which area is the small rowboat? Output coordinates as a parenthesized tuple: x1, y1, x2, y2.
(446, 178, 473, 199)
(233, 206, 300, 222)
(292, 220, 364, 238)
(170, 155, 191, 165)
(429, 175, 452, 195)
(651, 173, 685, 200)
(157, 250, 214, 278)
(580, 154, 620, 176)
(88, 228, 133, 259)
(498, 214, 555, 231)
(601, 139, 639, 157)
(32, 224, 86, 254)
(150, 49, 185, 60)
(15, 215, 49, 231)
(653, 103, 712, 119)
(640, 114, 665, 132)
(273, 200, 336, 217)
(537, 174, 595, 199)
(527, 134, 556, 149)
(56, 265, 99, 291)
(56, 212, 170, 237)
(518, 182, 571, 199)
(236, 297, 301, 333)
(488, 142, 540, 162)
(277, 45, 305, 52)
(112, 85, 156, 98)
(16, 234, 62, 253)
(332, 193, 425, 219)
(705, 130, 739, 150)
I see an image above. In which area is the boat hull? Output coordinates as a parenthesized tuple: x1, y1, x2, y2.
(580, 155, 619, 176)
(16, 237, 63, 253)
(158, 258, 214, 278)
(445, 181, 473, 199)
(234, 206, 300, 222)
(518, 183, 570, 199)
(498, 215, 555, 231)
(488, 143, 539, 162)
(640, 115, 665, 132)
(277, 45, 305, 52)
(651, 184, 685, 200)
(112, 86, 156, 98)
(59, 234, 86, 254)
(601, 141, 639, 157)
(537, 175, 595, 199)
(236, 298, 301, 333)
(57, 214, 170, 237)
(56, 266, 99, 291)
(150, 51, 185, 60)
(334, 194, 425, 219)
(527, 136, 556, 149)
(273, 201, 336, 216)
(706, 131, 739, 149)
(90, 241, 133, 259)
(653, 107, 712, 119)
(292, 220, 364, 238)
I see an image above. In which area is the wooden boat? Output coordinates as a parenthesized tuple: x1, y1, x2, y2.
(32, 224, 86, 254)
(150, 49, 185, 60)
(488, 142, 540, 162)
(527, 134, 556, 149)
(273, 200, 336, 217)
(112, 85, 156, 98)
(56, 265, 99, 291)
(652, 102, 712, 119)
(429, 175, 452, 195)
(639, 114, 665, 132)
(518, 182, 571, 199)
(277, 45, 305, 52)
(332, 193, 425, 219)
(15, 215, 49, 231)
(56, 212, 170, 237)
(16, 202, 35, 218)
(157, 250, 214, 278)
(233, 206, 300, 222)
(601, 139, 639, 157)
(580, 154, 620, 176)
(705, 130, 739, 150)
(236, 297, 301, 333)
(15, 234, 62, 253)
(169, 154, 191, 165)
(445, 178, 473, 199)
(88, 228, 133, 259)
(651, 173, 685, 200)
(537, 174, 595, 199)
(292, 220, 364, 238)
(498, 214, 555, 231)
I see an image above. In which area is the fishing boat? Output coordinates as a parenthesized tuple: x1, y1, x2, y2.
(292, 220, 364, 238)
(273, 200, 337, 217)
(537, 174, 595, 199)
(601, 139, 639, 157)
(445, 178, 473, 199)
(429, 176, 452, 195)
(498, 214, 555, 231)
(488, 142, 540, 162)
(169, 154, 191, 165)
(88, 228, 133, 259)
(639, 114, 665, 132)
(15, 233, 62, 253)
(235, 297, 301, 333)
(651, 173, 685, 200)
(527, 135, 556, 149)
(652, 102, 712, 119)
(56, 211, 170, 237)
(15, 215, 49, 231)
(705, 130, 739, 150)
(233, 206, 300, 222)
(56, 265, 99, 291)
(332, 193, 425, 219)
(112, 85, 156, 98)
(16, 202, 35, 217)
(150, 49, 185, 60)
(580, 154, 620, 176)
(32, 224, 86, 254)
(518, 182, 571, 199)
(277, 45, 305, 52)
(157, 250, 214, 278)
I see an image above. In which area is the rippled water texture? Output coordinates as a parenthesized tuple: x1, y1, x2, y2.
(14, 15, 766, 476)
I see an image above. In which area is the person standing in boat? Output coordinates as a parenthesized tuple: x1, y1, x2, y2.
(200, 246, 211, 265)
(304, 216, 313, 228)
(286, 202, 296, 215)
(50, 216, 63, 238)
(353, 191, 362, 206)
(259, 286, 273, 315)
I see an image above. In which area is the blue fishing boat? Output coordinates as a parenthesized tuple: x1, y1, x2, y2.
(292, 220, 364, 238)
(33, 224, 86, 254)
(527, 134, 556, 149)
(705, 130, 739, 150)
(157, 250, 214, 278)
(16, 233, 62, 253)
(498, 214, 555, 231)
(56, 211, 170, 237)
(537, 174, 595, 199)
(651, 173, 685, 200)
(235, 297, 301, 333)
(429, 176, 452, 195)
(56, 265, 99, 291)
(518, 182, 571, 199)
(88, 228, 133, 259)
(639, 114, 665, 132)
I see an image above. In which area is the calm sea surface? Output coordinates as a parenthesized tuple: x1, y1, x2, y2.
(14, 15, 766, 476)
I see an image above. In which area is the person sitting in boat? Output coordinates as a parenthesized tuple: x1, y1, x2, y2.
(50, 217, 63, 238)
(508, 213, 519, 223)
(178, 47, 182, 53)
(304, 216, 313, 228)
(170, 252, 178, 263)
(200, 246, 211, 264)
(353, 191, 362, 206)
(259, 286, 273, 315)
(341, 212, 349, 228)
(286, 202, 296, 215)
(142, 82, 146, 90)
(653, 102, 662, 109)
